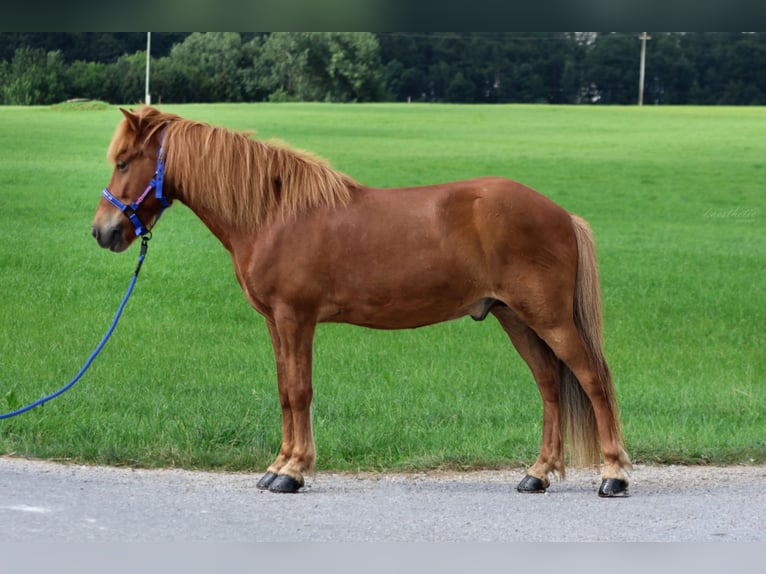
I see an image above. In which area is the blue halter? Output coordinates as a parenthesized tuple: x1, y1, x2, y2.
(101, 126, 172, 237)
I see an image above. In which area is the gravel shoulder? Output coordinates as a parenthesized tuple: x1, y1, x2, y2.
(1, 456, 764, 542)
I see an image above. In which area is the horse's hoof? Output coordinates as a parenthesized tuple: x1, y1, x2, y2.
(516, 474, 548, 493)
(256, 472, 278, 490)
(268, 474, 304, 493)
(598, 478, 629, 497)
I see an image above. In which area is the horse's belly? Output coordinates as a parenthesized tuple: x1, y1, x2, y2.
(318, 281, 497, 329)
(325, 307, 470, 329)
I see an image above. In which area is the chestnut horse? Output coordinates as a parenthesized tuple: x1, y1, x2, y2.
(92, 107, 631, 496)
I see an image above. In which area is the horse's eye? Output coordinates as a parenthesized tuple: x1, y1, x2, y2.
(116, 160, 128, 172)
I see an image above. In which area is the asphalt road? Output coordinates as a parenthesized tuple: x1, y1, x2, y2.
(1, 456, 764, 542)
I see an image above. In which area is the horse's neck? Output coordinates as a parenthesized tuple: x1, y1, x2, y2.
(174, 188, 239, 254)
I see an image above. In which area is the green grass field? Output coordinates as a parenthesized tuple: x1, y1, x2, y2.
(0, 102, 764, 472)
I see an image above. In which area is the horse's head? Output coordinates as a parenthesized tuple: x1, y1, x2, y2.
(91, 107, 172, 252)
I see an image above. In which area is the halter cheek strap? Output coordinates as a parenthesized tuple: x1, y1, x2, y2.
(102, 126, 172, 237)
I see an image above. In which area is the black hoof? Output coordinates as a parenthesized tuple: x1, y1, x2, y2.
(517, 474, 548, 493)
(268, 474, 304, 493)
(598, 478, 629, 497)
(256, 472, 278, 490)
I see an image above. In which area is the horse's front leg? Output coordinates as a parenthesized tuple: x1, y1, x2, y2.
(256, 315, 316, 493)
(256, 319, 292, 490)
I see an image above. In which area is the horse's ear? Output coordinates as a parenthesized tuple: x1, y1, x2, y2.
(119, 107, 140, 132)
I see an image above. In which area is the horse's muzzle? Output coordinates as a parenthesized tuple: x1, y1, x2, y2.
(92, 224, 128, 252)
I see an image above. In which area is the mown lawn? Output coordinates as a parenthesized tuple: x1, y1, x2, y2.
(1, 103, 763, 471)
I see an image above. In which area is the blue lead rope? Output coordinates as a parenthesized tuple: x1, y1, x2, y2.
(1, 235, 151, 420)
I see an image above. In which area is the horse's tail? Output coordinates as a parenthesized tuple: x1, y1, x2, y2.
(559, 214, 624, 469)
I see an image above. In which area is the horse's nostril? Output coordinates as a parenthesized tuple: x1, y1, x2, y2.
(91, 226, 100, 240)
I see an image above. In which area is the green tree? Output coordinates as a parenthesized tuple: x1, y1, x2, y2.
(66, 60, 110, 101)
(254, 32, 384, 102)
(149, 55, 198, 104)
(377, 33, 430, 101)
(644, 33, 694, 104)
(1, 47, 67, 104)
(681, 32, 725, 105)
(0, 33, 188, 64)
(105, 51, 146, 104)
(249, 32, 308, 101)
(446, 71, 476, 103)
(326, 32, 386, 101)
(585, 33, 639, 104)
(720, 33, 766, 104)
(560, 57, 582, 103)
(169, 32, 249, 102)
(376, 32, 585, 103)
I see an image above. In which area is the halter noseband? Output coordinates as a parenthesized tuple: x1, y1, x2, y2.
(102, 126, 172, 237)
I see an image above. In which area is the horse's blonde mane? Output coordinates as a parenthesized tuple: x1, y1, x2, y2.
(108, 106, 356, 231)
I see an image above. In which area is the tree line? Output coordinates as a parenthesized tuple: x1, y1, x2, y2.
(1, 32, 765, 105)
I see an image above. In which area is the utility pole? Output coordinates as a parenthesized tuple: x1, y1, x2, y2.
(638, 32, 651, 106)
(145, 32, 151, 105)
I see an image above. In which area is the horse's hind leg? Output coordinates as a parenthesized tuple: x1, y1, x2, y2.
(537, 321, 631, 496)
(492, 307, 563, 493)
